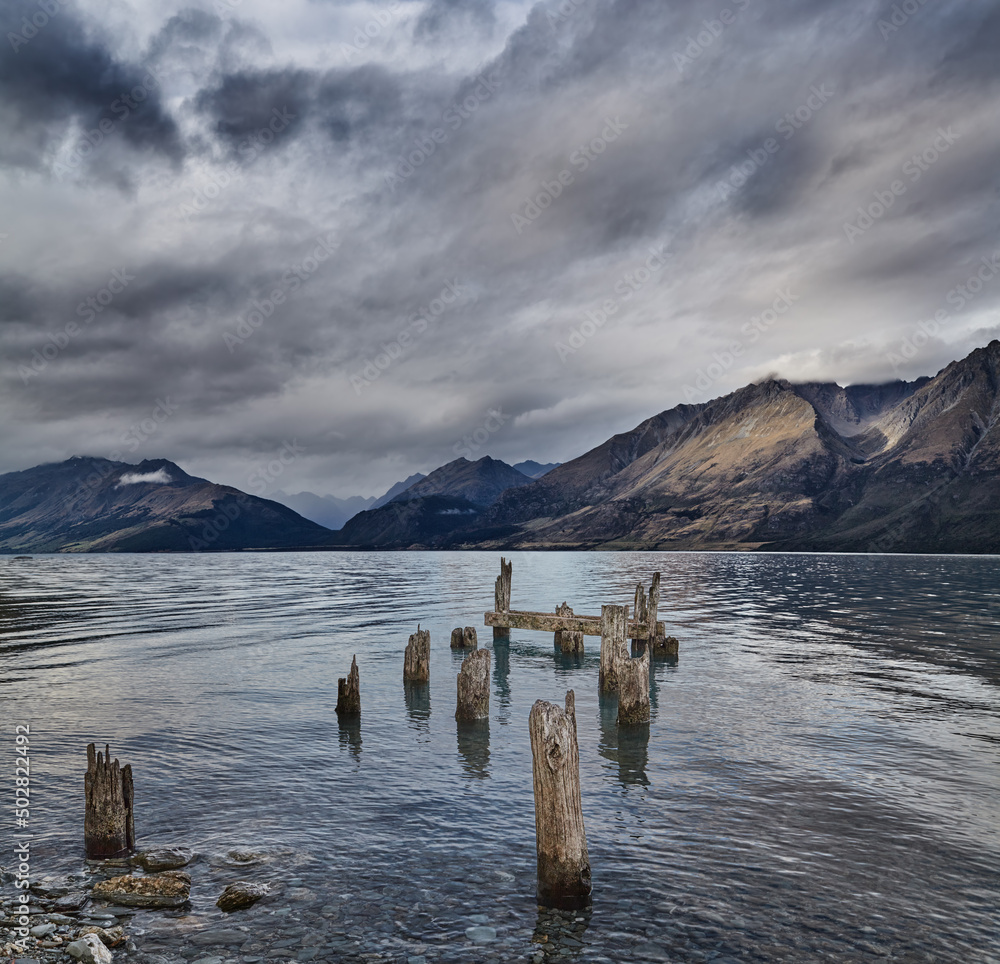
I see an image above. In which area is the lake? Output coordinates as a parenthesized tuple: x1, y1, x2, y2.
(1, 551, 998, 963)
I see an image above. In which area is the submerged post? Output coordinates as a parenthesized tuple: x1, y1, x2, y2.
(404, 626, 430, 682)
(560, 630, 584, 654)
(84, 743, 135, 859)
(455, 648, 491, 722)
(599, 604, 629, 694)
(529, 691, 591, 909)
(617, 646, 650, 725)
(336, 656, 361, 716)
(494, 557, 513, 641)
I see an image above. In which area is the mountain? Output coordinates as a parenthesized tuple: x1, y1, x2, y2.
(389, 457, 531, 506)
(513, 460, 561, 479)
(272, 490, 375, 531)
(458, 343, 999, 552)
(0, 458, 331, 552)
(371, 473, 426, 509)
(333, 457, 532, 547)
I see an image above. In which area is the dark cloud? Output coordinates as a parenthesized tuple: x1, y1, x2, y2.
(0, 0, 182, 173)
(0, 0, 997, 496)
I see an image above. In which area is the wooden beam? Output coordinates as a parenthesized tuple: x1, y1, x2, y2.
(484, 609, 664, 639)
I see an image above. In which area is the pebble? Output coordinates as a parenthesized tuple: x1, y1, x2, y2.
(464, 926, 497, 943)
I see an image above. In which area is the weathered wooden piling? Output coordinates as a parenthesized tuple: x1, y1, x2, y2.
(617, 646, 650, 725)
(84, 743, 135, 859)
(553, 603, 574, 648)
(652, 634, 680, 657)
(404, 626, 430, 682)
(455, 648, 491, 722)
(529, 691, 592, 909)
(451, 626, 478, 649)
(631, 584, 648, 645)
(336, 655, 361, 716)
(599, 604, 629, 695)
(494, 557, 512, 640)
(560, 630, 585, 654)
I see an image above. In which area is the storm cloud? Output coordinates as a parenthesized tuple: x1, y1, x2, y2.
(1, 0, 998, 498)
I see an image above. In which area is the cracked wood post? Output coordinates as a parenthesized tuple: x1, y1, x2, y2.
(631, 584, 648, 645)
(494, 557, 512, 641)
(599, 604, 629, 695)
(560, 630, 584, 654)
(84, 743, 135, 859)
(455, 648, 491, 722)
(617, 645, 650, 726)
(451, 627, 478, 649)
(553, 602, 573, 648)
(529, 690, 592, 909)
(404, 626, 430, 683)
(336, 655, 361, 716)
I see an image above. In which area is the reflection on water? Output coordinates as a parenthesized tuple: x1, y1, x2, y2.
(404, 680, 431, 731)
(1, 550, 998, 964)
(337, 714, 362, 760)
(455, 719, 490, 779)
(492, 640, 511, 724)
(597, 693, 649, 788)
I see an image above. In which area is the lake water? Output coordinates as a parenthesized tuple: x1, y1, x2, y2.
(1, 551, 998, 963)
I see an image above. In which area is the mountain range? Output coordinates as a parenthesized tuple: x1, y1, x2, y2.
(2, 341, 997, 553)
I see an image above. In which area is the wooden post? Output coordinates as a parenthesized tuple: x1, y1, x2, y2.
(455, 648, 491, 722)
(553, 603, 574, 647)
(451, 627, 477, 649)
(529, 691, 591, 909)
(617, 646, 650, 726)
(336, 655, 361, 716)
(652, 634, 680, 657)
(84, 744, 135, 859)
(404, 626, 430, 682)
(560, 630, 584, 654)
(630, 584, 648, 644)
(599, 604, 629, 695)
(494, 557, 512, 641)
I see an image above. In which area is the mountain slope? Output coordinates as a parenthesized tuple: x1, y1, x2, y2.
(389, 457, 532, 507)
(513, 460, 561, 479)
(0, 458, 331, 552)
(273, 490, 375, 530)
(454, 341, 1000, 552)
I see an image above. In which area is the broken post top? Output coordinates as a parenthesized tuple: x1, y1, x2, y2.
(495, 557, 513, 613)
(84, 742, 135, 859)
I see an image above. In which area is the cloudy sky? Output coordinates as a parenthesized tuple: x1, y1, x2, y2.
(1, 0, 998, 498)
